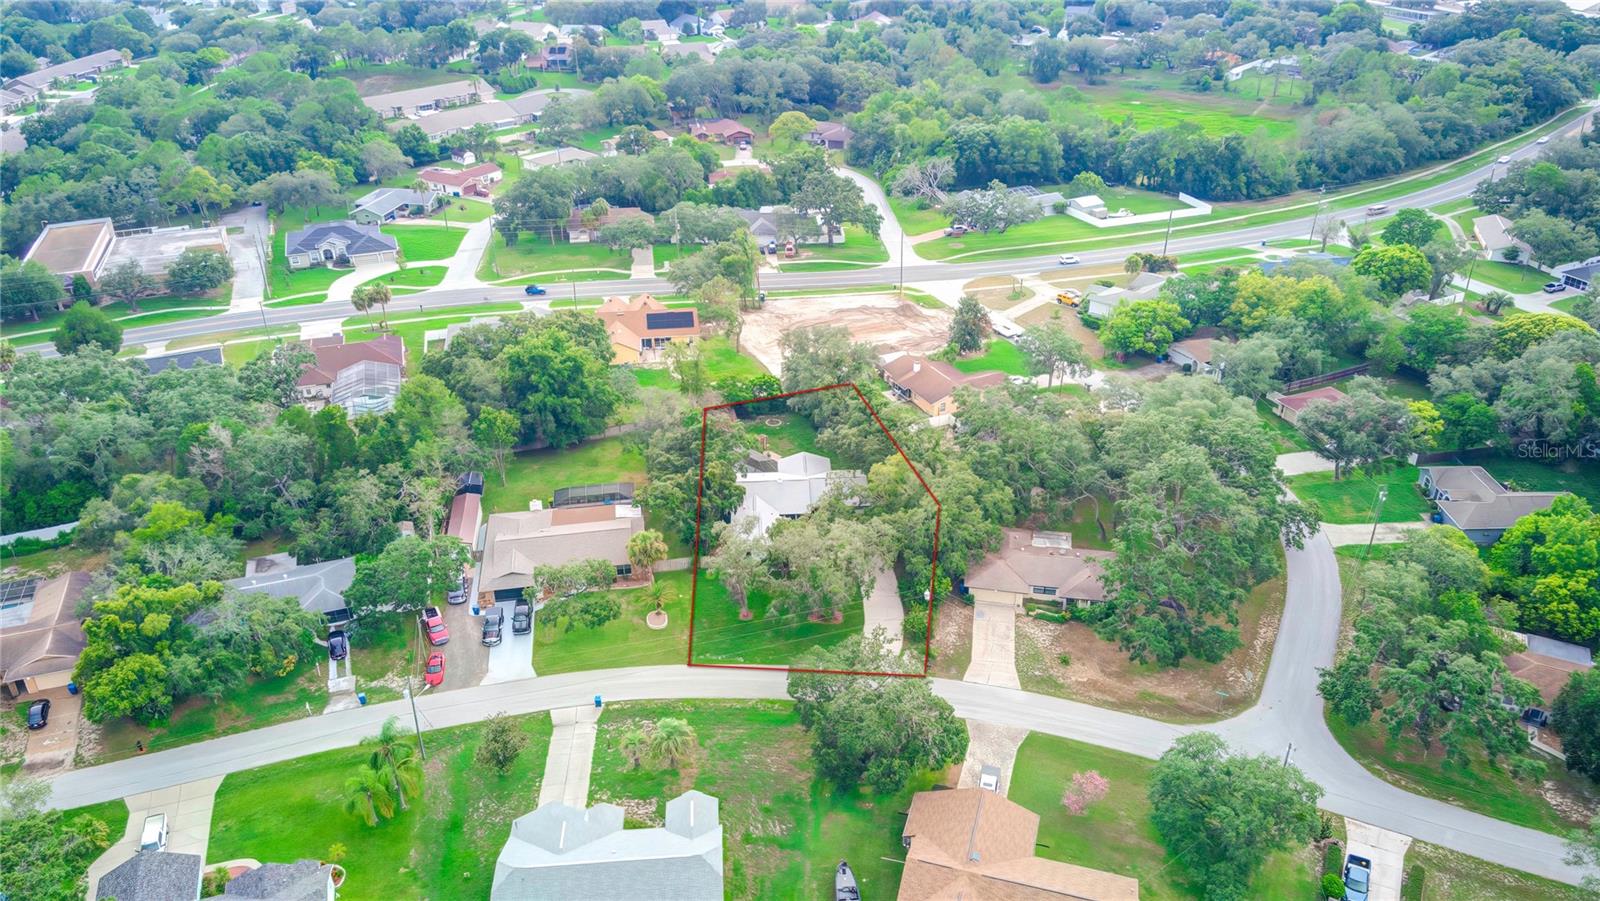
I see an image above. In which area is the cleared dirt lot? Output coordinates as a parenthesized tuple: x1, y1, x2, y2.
(741, 293, 953, 376)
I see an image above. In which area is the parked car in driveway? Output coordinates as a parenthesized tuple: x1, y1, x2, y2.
(979, 764, 1001, 792)
(27, 699, 50, 730)
(482, 607, 504, 646)
(512, 600, 532, 635)
(524, 284, 547, 295)
(421, 606, 450, 646)
(140, 814, 167, 852)
(424, 653, 445, 687)
(1344, 854, 1372, 901)
(1544, 282, 1568, 293)
(327, 629, 349, 661)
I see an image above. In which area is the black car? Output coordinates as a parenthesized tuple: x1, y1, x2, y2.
(512, 601, 532, 635)
(327, 630, 349, 661)
(27, 699, 50, 730)
(482, 607, 504, 646)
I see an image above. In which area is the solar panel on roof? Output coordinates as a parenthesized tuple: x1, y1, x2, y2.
(645, 311, 695, 330)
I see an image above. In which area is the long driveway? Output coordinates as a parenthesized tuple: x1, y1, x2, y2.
(41, 527, 1595, 885)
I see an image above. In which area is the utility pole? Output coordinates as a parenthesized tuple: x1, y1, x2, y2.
(1364, 486, 1388, 560)
(405, 674, 427, 760)
(897, 229, 905, 298)
(1161, 210, 1174, 256)
(571, 281, 578, 309)
(1282, 742, 1294, 767)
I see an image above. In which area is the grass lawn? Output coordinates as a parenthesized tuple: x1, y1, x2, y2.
(2, 293, 230, 344)
(427, 198, 493, 223)
(1286, 465, 1432, 524)
(587, 700, 939, 900)
(478, 234, 631, 281)
(1065, 73, 1301, 141)
(1326, 715, 1594, 836)
(888, 196, 949, 234)
(534, 571, 694, 674)
(687, 570, 867, 668)
(745, 413, 822, 456)
(360, 266, 446, 293)
(917, 214, 1104, 260)
(209, 713, 554, 900)
(951, 339, 1029, 376)
(1468, 260, 1550, 294)
(1405, 840, 1592, 900)
(380, 225, 467, 263)
(1256, 400, 1315, 454)
(701, 336, 769, 378)
(483, 437, 646, 514)
(777, 226, 888, 268)
(345, 317, 474, 370)
(0, 545, 109, 577)
(93, 662, 325, 764)
(1010, 733, 1317, 899)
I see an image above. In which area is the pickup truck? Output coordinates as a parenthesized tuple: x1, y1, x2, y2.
(482, 607, 504, 646)
(1343, 854, 1372, 901)
(420, 606, 449, 646)
(512, 600, 533, 635)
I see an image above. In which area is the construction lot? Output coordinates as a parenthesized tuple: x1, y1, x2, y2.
(740, 292, 953, 375)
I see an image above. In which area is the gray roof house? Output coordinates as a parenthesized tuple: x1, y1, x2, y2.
(141, 346, 223, 374)
(1417, 465, 1565, 545)
(492, 791, 723, 900)
(226, 555, 357, 622)
(223, 859, 336, 901)
(1558, 257, 1600, 292)
(1472, 214, 1528, 262)
(350, 188, 439, 225)
(96, 851, 203, 901)
(283, 221, 398, 270)
(1084, 271, 1170, 318)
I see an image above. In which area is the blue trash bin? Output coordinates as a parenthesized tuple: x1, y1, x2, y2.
(67, 682, 79, 695)
(358, 692, 368, 706)
(594, 694, 603, 709)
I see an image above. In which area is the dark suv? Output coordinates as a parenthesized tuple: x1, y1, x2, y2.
(481, 607, 504, 646)
(27, 699, 51, 730)
(512, 601, 532, 635)
(327, 630, 349, 661)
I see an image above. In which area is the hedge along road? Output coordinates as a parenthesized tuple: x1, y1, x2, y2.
(21, 101, 1598, 359)
(40, 526, 1596, 887)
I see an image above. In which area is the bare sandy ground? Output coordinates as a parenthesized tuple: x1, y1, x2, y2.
(741, 293, 954, 376)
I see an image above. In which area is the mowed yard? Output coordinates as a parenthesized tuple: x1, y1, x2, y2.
(534, 571, 695, 674)
(687, 570, 868, 668)
(380, 224, 467, 262)
(586, 700, 940, 900)
(208, 714, 554, 900)
(1286, 465, 1433, 524)
(478, 233, 632, 281)
(482, 437, 646, 514)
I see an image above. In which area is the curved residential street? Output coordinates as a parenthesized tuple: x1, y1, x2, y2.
(41, 528, 1596, 885)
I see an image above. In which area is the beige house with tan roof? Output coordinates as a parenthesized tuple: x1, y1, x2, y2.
(963, 528, 1113, 611)
(0, 573, 89, 698)
(477, 504, 644, 605)
(596, 294, 700, 364)
(880, 352, 1006, 417)
(898, 788, 1139, 901)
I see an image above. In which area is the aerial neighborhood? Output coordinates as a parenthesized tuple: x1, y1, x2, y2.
(5, 1, 1600, 900)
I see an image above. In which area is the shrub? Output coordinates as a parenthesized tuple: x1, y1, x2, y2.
(903, 600, 930, 645)
(1400, 864, 1425, 901)
(0, 531, 74, 560)
(1321, 873, 1345, 899)
(1057, 652, 1072, 666)
(1322, 842, 1343, 876)
(1060, 770, 1110, 815)
(1316, 812, 1335, 842)
(1031, 610, 1067, 624)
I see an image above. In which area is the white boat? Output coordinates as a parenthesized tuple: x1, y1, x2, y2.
(836, 860, 861, 901)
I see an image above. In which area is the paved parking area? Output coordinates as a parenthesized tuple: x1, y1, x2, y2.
(485, 627, 535, 684)
(438, 601, 490, 691)
(21, 687, 80, 776)
(963, 601, 1020, 689)
(1345, 818, 1413, 901)
(86, 775, 224, 897)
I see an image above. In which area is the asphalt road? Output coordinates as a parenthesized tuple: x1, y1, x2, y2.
(39, 104, 1592, 358)
(41, 530, 1595, 885)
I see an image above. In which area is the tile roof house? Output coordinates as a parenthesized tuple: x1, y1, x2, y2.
(1266, 385, 1347, 426)
(361, 79, 488, 118)
(880, 352, 1006, 418)
(478, 504, 644, 604)
(963, 528, 1114, 611)
(1165, 333, 1231, 377)
(282, 221, 398, 270)
(669, 13, 707, 35)
(640, 18, 678, 40)
(222, 859, 337, 900)
(95, 851, 204, 901)
(595, 293, 699, 364)
(493, 791, 723, 900)
(898, 788, 1139, 901)
(1472, 214, 1529, 262)
(292, 334, 406, 414)
(0, 572, 89, 698)
(1417, 465, 1565, 545)
(567, 203, 654, 244)
(418, 163, 503, 197)
(350, 187, 440, 225)
(735, 451, 864, 536)
(805, 121, 854, 150)
(531, 41, 575, 71)
(689, 118, 754, 144)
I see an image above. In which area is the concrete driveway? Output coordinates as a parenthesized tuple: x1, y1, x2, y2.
(1345, 818, 1413, 901)
(863, 566, 904, 656)
(86, 775, 224, 897)
(956, 720, 1029, 795)
(485, 622, 536, 685)
(963, 601, 1020, 689)
(537, 705, 600, 808)
(220, 206, 267, 312)
(21, 687, 80, 776)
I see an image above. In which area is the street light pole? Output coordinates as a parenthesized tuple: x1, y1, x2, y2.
(1364, 486, 1389, 560)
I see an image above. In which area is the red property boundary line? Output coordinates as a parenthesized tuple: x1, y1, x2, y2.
(687, 382, 940, 678)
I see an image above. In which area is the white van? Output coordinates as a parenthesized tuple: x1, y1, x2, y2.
(1366, 204, 1389, 215)
(139, 813, 167, 852)
(990, 315, 1023, 339)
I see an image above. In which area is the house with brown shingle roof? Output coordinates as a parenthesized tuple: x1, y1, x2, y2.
(689, 118, 754, 144)
(0, 573, 89, 698)
(296, 334, 406, 415)
(596, 294, 700, 364)
(962, 528, 1113, 611)
(476, 504, 644, 605)
(567, 203, 653, 244)
(898, 788, 1139, 901)
(880, 352, 1006, 417)
(1266, 385, 1347, 426)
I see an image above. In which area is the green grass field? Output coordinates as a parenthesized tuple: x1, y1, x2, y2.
(1010, 733, 1317, 899)
(687, 570, 867, 667)
(951, 339, 1030, 376)
(2, 294, 230, 345)
(380, 225, 467, 262)
(208, 713, 553, 900)
(479, 234, 632, 280)
(1064, 73, 1301, 141)
(534, 571, 694, 673)
(1467, 259, 1550, 294)
(586, 699, 939, 900)
(360, 266, 446, 293)
(428, 198, 493, 223)
(1405, 840, 1592, 900)
(745, 413, 822, 457)
(1286, 466, 1432, 524)
(888, 196, 949, 234)
(1467, 453, 1600, 506)
(776, 227, 889, 269)
(483, 437, 647, 514)
(94, 662, 326, 763)
(1256, 401, 1316, 454)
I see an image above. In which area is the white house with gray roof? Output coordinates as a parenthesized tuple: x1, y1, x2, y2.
(734, 451, 863, 537)
(226, 555, 356, 622)
(1417, 465, 1565, 545)
(350, 188, 440, 225)
(283, 221, 398, 270)
(493, 790, 723, 900)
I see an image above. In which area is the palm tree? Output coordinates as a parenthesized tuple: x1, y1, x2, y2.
(342, 762, 397, 826)
(648, 717, 697, 770)
(1481, 290, 1514, 317)
(350, 283, 393, 331)
(618, 727, 649, 771)
(362, 716, 424, 811)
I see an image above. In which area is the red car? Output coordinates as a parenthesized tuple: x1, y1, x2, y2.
(424, 653, 445, 687)
(421, 606, 449, 646)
